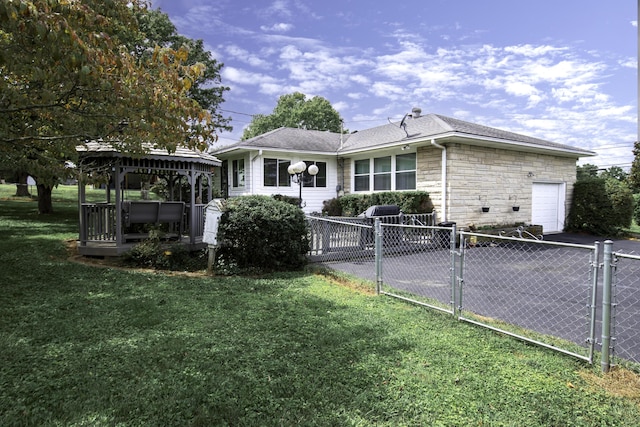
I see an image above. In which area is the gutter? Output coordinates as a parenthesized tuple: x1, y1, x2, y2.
(430, 138, 447, 222)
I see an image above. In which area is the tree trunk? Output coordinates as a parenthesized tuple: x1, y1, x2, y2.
(36, 183, 54, 214)
(15, 171, 31, 197)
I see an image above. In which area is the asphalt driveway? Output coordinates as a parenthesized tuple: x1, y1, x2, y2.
(544, 232, 640, 254)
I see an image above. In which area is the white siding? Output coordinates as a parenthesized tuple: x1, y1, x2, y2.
(226, 150, 338, 214)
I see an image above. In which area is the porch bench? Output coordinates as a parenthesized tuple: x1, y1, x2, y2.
(122, 201, 185, 241)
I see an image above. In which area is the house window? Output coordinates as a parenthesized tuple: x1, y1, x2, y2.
(264, 158, 291, 187)
(354, 159, 370, 191)
(373, 156, 391, 191)
(353, 153, 417, 192)
(232, 159, 245, 187)
(395, 153, 416, 190)
(302, 161, 327, 188)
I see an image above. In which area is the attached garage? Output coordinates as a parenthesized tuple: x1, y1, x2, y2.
(532, 182, 566, 234)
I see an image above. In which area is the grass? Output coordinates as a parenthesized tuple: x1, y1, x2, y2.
(1, 183, 640, 426)
(626, 220, 640, 235)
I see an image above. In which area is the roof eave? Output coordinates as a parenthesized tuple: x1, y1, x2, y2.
(214, 146, 338, 158)
(338, 131, 595, 158)
(448, 133, 596, 157)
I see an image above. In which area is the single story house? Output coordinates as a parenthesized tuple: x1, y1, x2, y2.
(212, 110, 595, 233)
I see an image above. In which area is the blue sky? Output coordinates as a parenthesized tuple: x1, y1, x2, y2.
(151, 0, 638, 170)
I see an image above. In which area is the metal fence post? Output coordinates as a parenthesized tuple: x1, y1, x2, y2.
(455, 231, 465, 319)
(601, 240, 613, 373)
(587, 242, 600, 364)
(450, 223, 458, 316)
(375, 218, 382, 295)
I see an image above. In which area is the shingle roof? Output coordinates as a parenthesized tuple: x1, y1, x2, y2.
(213, 127, 342, 154)
(341, 113, 595, 156)
(212, 114, 595, 158)
(77, 141, 221, 166)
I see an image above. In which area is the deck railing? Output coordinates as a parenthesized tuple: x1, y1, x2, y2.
(81, 203, 117, 242)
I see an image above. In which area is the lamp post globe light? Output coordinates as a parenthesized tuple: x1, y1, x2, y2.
(288, 161, 319, 208)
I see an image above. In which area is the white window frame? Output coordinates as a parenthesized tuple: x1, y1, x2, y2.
(263, 158, 292, 188)
(232, 159, 245, 188)
(352, 153, 417, 192)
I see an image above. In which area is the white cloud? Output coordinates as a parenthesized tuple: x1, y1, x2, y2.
(264, 0, 291, 17)
(619, 58, 638, 69)
(224, 45, 269, 68)
(504, 44, 566, 57)
(260, 23, 294, 33)
(632, 20, 638, 27)
(369, 82, 406, 99)
(222, 66, 279, 87)
(332, 101, 349, 112)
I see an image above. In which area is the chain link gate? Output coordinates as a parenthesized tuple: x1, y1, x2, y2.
(376, 221, 457, 315)
(456, 232, 599, 363)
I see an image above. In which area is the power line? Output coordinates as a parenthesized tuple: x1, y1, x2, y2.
(220, 109, 255, 117)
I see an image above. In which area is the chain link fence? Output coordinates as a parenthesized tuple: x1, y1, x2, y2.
(306, 215, 640, 370)
(377, 223, 456, 314)
(458, 232, 598, 362)
(611, 251, 640, 365)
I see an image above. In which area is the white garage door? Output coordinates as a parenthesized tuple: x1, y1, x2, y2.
(532, 183, 565, 234)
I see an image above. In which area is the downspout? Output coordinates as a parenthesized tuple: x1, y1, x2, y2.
(430, 138, 447, 222)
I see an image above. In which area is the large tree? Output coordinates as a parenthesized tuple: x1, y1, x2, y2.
(130, 8, 231, 133)
(0, 0, 223, 213)
(241, 92, 345, 140)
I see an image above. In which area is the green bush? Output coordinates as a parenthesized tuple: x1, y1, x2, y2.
(633, 194, 640, 225)
(605, 178, 634, 228)
(322, 191, 433, 216)
(216, 196, 309, 273)
(567, 177, 634, 236)
(272, 194, 301, 207)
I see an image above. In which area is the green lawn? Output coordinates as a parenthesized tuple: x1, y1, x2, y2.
(1, 184, 639, 426)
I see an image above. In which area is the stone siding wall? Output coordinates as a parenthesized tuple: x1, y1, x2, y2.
(446, 143, 577, 228)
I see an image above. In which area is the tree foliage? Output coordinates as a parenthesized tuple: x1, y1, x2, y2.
(567, 177, 634, 236)
(599, 166, 629, 183)
(131, 8, 231, 133)
(0, 0, 226, 212)
(576, 164, 599, 181)
(241, 92, 345, 140)
(629, 141, 640, 193)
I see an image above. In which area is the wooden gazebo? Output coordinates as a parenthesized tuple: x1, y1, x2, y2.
(76, 142, 221, 256)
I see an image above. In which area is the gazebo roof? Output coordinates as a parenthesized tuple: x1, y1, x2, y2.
(77, 141, 221, 167)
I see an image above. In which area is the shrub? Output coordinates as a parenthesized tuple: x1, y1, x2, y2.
(322, 191, 433, 216)
(216, 196, 309, 273)
(633, 194, 640, 225)
(272, 194, 301, 207)
(122, 229, 207, 271)
(567, 177, 633, 236)
(605, 178, 634, 228)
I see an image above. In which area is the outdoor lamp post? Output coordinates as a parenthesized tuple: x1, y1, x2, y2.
(288, 161, 319, 208)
